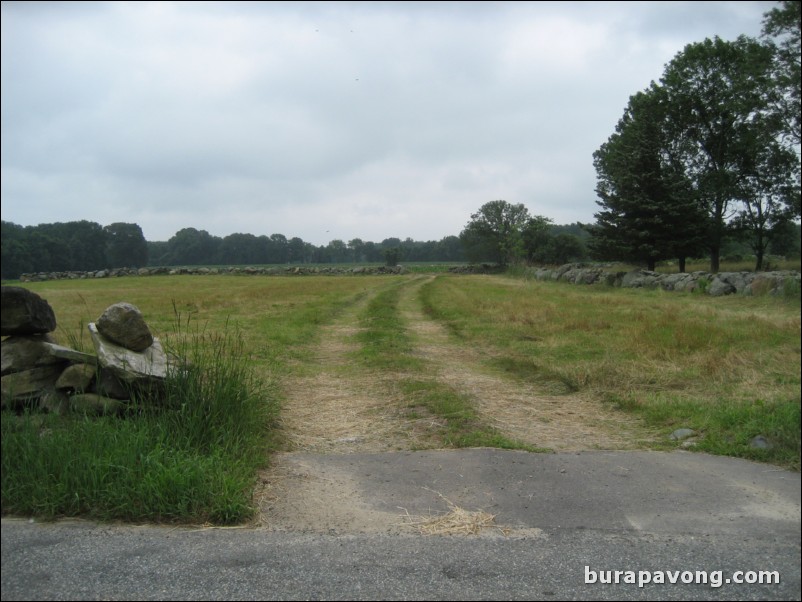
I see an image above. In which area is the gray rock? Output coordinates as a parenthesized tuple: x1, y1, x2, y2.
(621, 270, 660, 289)
(661, 273, 691, 292)
(708, 278, 736, 297)
(1, 364, 65, 407)
(41, 342, 98, 365)
(1, 335, 65, 376)
(749, 435, 773, 450)
(0, 286, 57, 335)
(718, 272, 747, 294)
(96, 303, 154, 351)
(89, 323, 167, 383)
(69, 393, 126, 415)
(577, 269, 602, 285)
(94, 369, 133, 400)
(670, 428, 696, 441)
(55, 364, 97, 393)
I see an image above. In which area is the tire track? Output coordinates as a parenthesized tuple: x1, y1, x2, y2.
(397, 276, 649, 451)
(274, 282, 433, 454)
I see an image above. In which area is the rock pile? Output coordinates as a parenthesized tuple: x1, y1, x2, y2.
(525, 264, 800, 296)
(18, 264, 409, 282)
(1, 287, 169, 415)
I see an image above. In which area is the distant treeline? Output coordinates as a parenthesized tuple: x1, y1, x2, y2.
(4, 217, 797, 281)
(0, 219, 597, 280)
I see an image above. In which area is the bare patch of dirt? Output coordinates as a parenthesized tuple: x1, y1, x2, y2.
(256, 454, 412, 533)
(274, 293, 433, 455)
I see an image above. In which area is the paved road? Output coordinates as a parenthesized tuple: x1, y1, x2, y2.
(2, 449, 800, 601)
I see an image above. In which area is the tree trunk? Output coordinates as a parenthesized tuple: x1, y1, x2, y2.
(710, 247, 720, 274)
(647, 258, 656, 271)
(678, 257, 686, 273)
(755, 248, 764, 271)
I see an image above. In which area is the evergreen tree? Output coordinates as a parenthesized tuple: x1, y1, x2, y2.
(590, 87, 706, 271)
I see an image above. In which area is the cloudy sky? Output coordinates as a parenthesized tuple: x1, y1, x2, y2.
(1, 1, 774, 245)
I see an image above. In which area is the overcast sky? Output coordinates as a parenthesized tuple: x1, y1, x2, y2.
(1, 1, 775, 245)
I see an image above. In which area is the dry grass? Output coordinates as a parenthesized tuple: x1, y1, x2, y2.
(277, 285, 438, 454)
(400, 277, 652, 450)
(399, 489, 509, 536)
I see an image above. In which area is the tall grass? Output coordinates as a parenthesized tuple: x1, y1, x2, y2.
(2, 312, 276, 524)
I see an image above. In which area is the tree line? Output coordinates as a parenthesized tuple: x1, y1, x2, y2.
(588, 0, 801, 272)
(0, 219, 466, 279)
(456, 2, 801, 273)
(1, 215, 599, 280)
(1, 220, 149, 280)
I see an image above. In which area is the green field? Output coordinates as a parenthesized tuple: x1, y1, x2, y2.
(2, 272, 799, 524)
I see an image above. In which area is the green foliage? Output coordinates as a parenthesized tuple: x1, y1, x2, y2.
(383, 246, 401, 267)
(1, 220, 109, 279)
(592, 3, 800, 272)
(104, 222, 148, 268)
(590, 86, 707, 270)
(762, 0, 801, 155)
(2, 218, 470, 277)
(660, 35, 789, 273)
(460, 200, 542, 267)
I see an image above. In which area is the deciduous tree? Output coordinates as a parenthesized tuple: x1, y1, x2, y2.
(460, 200, 531, 267)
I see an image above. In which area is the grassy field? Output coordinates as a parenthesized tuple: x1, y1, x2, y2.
(2, 271, 800, 524)
(421, 275, 801, 467)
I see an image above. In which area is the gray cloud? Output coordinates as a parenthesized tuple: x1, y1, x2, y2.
(1, 1, 773, 244)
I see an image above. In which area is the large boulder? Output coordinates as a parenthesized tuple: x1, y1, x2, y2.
(55, 363, 97, 394)
(69, 393, 126, 416)
(96, 303, 154, 352)
(1, 335, 62, 376)
(89, 323, 167, 384)
(1, 364, 66, 408)
(0, 286, 57, 335)
(708, 277, 736, 297)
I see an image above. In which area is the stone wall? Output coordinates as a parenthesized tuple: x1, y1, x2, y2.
(13, 262, 802, 298)
(521, 264, 800, 297)
(18, 264, 409, 282)
(1, 286, 169, 415)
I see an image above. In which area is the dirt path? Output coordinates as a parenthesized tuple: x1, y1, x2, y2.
(272, 283, 433, 455)
(397, 276, 647, 452)
(257, 275, 649, 531)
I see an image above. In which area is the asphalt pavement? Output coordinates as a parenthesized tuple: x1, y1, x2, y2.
(2, 449, 800, 601)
